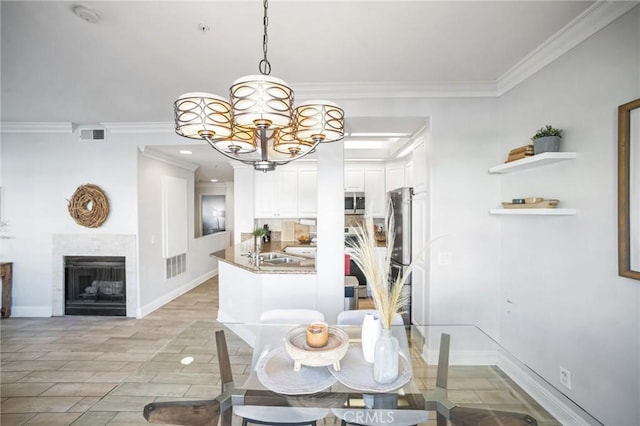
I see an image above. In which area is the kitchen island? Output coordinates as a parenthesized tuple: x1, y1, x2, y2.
(213, 241, 318, 334)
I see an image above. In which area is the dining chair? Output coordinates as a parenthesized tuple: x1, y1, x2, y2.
(259, 308, 325, 324)
(336, 309, 404, 326)
(234, 308, 330, 426)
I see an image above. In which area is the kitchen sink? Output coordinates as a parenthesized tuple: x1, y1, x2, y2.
(283, 246, 317, 258)
(260, 257, 299, 264)
(259, 252, 287, 260)
(258, 252, 305, 265)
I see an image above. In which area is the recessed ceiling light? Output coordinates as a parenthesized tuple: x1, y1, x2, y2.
(348, 132, 410, 138)
(210, 179, 218, 183)
(179, 150, 192, 155)
(344, 140, 392, 150)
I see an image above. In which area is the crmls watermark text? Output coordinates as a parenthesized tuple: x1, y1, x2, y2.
(342, 410, 395, 424)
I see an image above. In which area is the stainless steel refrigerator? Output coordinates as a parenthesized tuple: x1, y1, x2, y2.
(387, 187, 413, 324)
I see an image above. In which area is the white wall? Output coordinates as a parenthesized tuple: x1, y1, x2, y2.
(341, 98, 502, 336)
(137, 150, 226, 316)
(497, 8, 640, 425)
(0, 130, 229, 317)
(0, 132, 138, 316)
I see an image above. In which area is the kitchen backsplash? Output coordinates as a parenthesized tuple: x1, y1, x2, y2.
(254, 219, 316, 242)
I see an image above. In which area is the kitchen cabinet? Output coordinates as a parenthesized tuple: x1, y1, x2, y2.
(255, 167, 299, 218)
(385, 162, 406, 192)
(488, 152, 577, 215)
(297, 167, 318, 217)
(411, 141, 428, 193)
(345, 167, 365, 191)
(364, 167, 386, 217)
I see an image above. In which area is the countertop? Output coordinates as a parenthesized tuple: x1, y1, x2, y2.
(212, 241, 316, 274)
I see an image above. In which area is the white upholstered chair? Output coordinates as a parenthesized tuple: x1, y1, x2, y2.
(234, 308, 330, 426)
(336, 309, 404, 326)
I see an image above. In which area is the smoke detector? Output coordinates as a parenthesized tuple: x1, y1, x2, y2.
(72, 5, 101, 24)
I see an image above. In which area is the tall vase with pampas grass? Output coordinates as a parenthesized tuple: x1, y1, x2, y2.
(347, 210, 414, 384)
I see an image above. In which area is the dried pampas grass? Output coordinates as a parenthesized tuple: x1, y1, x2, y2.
(347, 211, 418, 329)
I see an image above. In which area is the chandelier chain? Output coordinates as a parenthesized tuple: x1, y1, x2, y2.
(259, 0, 271, 75)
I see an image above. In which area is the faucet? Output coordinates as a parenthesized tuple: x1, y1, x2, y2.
(247, 246, 261, 266)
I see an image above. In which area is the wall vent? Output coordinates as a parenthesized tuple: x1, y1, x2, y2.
(79, 127, 106, 141)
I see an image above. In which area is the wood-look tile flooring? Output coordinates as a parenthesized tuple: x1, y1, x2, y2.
(1, 277, 559, 425)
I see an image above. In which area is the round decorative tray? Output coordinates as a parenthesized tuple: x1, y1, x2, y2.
(329, 345, 412, 393)
(256, 347, 337, 395)
(285, 326, 349, 372)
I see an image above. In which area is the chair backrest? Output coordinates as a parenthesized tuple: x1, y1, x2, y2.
(259, 308, 325, 324)
(336, 309, 404, 326)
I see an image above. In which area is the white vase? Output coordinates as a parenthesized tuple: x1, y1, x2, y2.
(361, 312, 381, 363)
(373, 328, 399, 384)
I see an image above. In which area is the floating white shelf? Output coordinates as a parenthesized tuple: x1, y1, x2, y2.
(489, 208, 577, 216)
(489, 152, 577, 174)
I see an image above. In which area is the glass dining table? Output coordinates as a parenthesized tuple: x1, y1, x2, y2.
(143, 322, 563, 426)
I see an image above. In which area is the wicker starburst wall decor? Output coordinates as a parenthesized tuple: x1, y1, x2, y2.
(67, 184, 110, 228)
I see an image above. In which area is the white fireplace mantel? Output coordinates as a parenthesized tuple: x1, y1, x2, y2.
(52, 234, 137, 317)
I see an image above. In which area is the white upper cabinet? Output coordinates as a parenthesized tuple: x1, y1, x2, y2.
(364, 166, 386, 218)
(385, 162, 406, 192)
(254, 170, 278, 218)
(255, 166, 299, 218)
(345, 167, 365, 191)
(411, 141, 428, 193)
(277, 168, 299, 217)
(297, 167, 318, 218)
(254, 164, 317, 218)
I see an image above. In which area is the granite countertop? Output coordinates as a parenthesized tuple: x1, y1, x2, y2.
(211, 241, 316, 274)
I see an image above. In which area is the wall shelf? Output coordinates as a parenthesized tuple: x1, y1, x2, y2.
(489, 152, 577, 174)
(489, 208, 577, 216)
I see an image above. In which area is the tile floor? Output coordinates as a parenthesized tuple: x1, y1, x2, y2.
(1, 277, 560, 425)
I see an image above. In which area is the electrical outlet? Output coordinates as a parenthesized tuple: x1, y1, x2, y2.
(559, 366, 572, 389)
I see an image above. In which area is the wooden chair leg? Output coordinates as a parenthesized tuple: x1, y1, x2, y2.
(143, 399, 220, 426)
(216, 330, 234, 393)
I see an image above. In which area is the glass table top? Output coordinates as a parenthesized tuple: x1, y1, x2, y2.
(141, 321, 594, 425)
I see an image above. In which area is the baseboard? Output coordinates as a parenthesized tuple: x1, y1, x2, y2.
(138, 269, 216, 318)
(417, 342, 597, 425)
(496, 350, 600, 425)
(8, 306, 53, 317)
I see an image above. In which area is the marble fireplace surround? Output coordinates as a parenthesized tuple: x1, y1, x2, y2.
(52, 234, 137, 317)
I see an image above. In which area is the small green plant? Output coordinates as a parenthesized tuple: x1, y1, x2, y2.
(532, 125, 563, 140)
(252, 227, 266, 238)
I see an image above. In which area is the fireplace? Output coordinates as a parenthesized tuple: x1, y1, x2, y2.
(64, 256, 126, 316)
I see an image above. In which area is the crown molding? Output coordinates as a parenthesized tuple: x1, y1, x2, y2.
(496, 1, 639, 95)
(0, 122, 73, 133)
(294, 81, 499, 100)
(104, 122, 174, 134)
(1, 2, 634, 133)
(138, 146, 199, 171)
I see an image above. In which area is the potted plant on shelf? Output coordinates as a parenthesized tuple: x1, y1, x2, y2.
(531, 125, 563, 154)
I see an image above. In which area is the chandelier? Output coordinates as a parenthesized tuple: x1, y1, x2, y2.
(173, 0, 345, 172)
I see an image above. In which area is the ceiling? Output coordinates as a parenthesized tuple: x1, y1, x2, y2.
(1, 1, 599, 182)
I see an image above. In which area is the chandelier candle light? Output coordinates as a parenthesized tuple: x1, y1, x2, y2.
(174, 0, 344, 172)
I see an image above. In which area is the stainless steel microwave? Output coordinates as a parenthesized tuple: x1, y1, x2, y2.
(345, 192, 365, 214)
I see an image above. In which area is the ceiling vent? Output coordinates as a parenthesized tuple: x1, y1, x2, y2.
(78, 127, 106, 141)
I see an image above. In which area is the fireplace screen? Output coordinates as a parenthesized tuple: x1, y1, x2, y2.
(64, 256, 126, 316)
